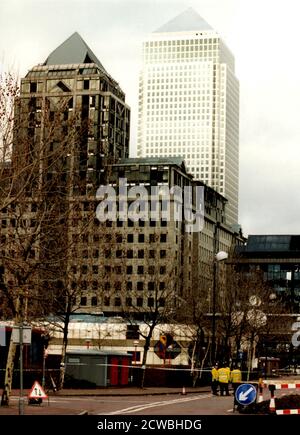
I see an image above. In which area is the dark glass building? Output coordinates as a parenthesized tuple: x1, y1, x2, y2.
(236, 235, 300, 312)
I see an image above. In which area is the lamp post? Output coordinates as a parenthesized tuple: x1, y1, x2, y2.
(211, 250, 228, 365)
(133, 340, 139, 364)
(86, 329, 92, 349)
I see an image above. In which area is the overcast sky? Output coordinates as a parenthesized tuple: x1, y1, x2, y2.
(1, 0, 299, 237)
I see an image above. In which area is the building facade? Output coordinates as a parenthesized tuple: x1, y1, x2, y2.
(236, 235, 300, 313)
(16, 32, 130, 195)
(137, 8, 239, 225)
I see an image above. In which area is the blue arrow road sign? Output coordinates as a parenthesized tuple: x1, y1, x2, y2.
(235, 383, 257, 406)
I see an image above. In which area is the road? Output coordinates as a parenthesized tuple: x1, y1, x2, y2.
(8, 392, 236, 415)
(5, 386, 298, 415)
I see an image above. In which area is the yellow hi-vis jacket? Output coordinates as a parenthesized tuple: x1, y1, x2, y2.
(231, 369, 242, 383)
(218, 367, 230, 383)
(211, 368, 219, 381)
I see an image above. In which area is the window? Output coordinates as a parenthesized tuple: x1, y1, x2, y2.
(138, 250, 144, 259)
(84, 80, 90, 90)
(104, 296, 110, 306)
(138, 234, 145, 243)
(150, 234, 156, 243)
(105, 282, 110, 291)
(137, 282, 144, 291)
(159, 282, 165, 290)
(160, 250, 166, 258)
(160, 234, 167, 243)
(137, 265, 144, 274)
(148, 282, 155, 291)
(127, 265, 133, 274)
(126, 281, 132, 291)
(160, 266, 166, 275)
(149, 250, 155, 258)
(114, 297, 121, 307)
(148, 298, 154, 307)
(92, 281, 98, 290)
(127, 250, 133, 258)
(159, 298, 165, 307)
(148, 266, 155, 275)
(115, 266, 122, 274)
(115, 281, 121, 291)
(126, 297, 132, 307)
(116, 234, 123, 243)
(137, 298, 143, 307)
(91, 296, 97, 306)
(127, 234, 134, 243)
(126, 325, 139, 339)
(116, 250, 123, 258)
(80, 297, 87, 306)
(30, 82, 37, 93)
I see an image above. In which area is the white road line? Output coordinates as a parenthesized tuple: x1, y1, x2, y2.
(99, 393, 213, 415)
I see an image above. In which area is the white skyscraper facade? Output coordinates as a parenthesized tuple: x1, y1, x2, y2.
(137, 9, 239, 225)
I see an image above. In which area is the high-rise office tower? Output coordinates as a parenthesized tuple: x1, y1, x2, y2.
(137, 8, 239, 225)
(16, 32, 130, 194)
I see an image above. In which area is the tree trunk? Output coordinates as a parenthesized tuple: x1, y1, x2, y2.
(140, 324, 155, 389)
(1, 336, 17, 406)
(140, 336, 150, 389)
(1, 297, 20, 406)
(58, 310, 70, 390)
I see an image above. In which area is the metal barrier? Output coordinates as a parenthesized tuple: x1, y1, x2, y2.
(264, 380, 300, 415)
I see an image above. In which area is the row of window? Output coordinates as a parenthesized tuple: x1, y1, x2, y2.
(146, 38, 218, 45)
(80, 295, 166, 308)
(72, 265, 169, 275)
(103, 281, 166, 291)
(76, 280, 167, 293)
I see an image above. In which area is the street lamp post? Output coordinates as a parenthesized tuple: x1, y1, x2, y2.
(211, 250, 228, 365)
(133, 340, 139, 364)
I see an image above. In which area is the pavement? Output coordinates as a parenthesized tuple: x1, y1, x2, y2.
(0, 385, 211, 415)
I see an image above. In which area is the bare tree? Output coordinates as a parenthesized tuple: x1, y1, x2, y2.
(110, 228, 181, 388)
(217, 259, 288, 377)
(0, 71, 96, 402)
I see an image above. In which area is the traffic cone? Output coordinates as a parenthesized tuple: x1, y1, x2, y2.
(269, 384, 276, 413)
(269, 396, 276, 413)
(258, 382, 264, 403)
(258, 387, 264, 403)
(181, 386, 186, 395)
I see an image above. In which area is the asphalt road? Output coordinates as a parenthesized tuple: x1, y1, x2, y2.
(6, 392, 236, 415)
(3, 386, 298, 415)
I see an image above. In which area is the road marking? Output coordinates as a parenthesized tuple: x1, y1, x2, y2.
(99, 393, 213, 415)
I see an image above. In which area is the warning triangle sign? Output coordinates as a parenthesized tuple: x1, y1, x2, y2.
(28, 381, 48, 399)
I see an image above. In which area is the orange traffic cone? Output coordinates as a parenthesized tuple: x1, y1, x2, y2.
(181, 386, 186, 395)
